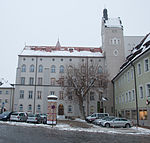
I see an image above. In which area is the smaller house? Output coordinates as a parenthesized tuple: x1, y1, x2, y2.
(0, 79, 14, 113)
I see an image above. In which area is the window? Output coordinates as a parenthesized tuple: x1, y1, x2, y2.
(30, 65, 34, 72)
(38, 77, 42, 85)
(90, 106, 94, 114)
(146, 83, 150, 97)
(122, 94, 125, 103)
(51, 78, 55, 85)
(59, 91, 64, 100)
(90, 92, 95, 101)
(98, 66, 103, 74)
(37, 91, 42, 99)
(81, 66, 86, 73)
(59, 65, 64, 73)
(127, 71, 130, 81)
(28, 91, 33, 99)
(29, 77, 34, 85)
(6, 91, 9, 94)
(125, 92, 128, 103)
(21, 65, 26, 72)
(139, 86, 144, 99)
(0, 99, 1, 103)
(132, 89, 135, 101)
(128, 91, 132, 102)
(37, 104, 41, 112)
(38, 65, 43, 72)
(50, 91, 55, 95)
(59, 78, 64, 86)
(131, 68, 134, 80)
(5, 99, 8, 103)
(137, 63, 141, 75)
(139, 110, 147, 120)
(144, 58, 149, 72)
(116, 97, 118, 105)
(20, 90, 24, 99)
(0, 91, 2, 94)
(28, 104, 32, 111)
(51, 65, 56, 73)
(68, 105, 72, 113)
(21, 77, 25, 85)
(19, 104, 23, 111)
(69, 59, 72, 61)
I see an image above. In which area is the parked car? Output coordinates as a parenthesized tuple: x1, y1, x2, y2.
(85, 113, 109, 123)
(27, 114, 41, 124)
(93, 116, 115, 125)
(10, 112, 28, 122)
(39, 114, 47, 124)
(0, 111, 13, 121)
(101, 117, 133, 128)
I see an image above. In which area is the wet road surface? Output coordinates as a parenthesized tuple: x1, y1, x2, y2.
(0, 123, 150, 143)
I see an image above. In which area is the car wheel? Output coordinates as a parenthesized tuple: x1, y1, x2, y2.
(125, 123, 130, 128)
(105, 123, 110, 128)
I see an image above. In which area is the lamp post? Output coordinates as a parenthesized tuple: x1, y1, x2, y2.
(130, 62, 139, 126)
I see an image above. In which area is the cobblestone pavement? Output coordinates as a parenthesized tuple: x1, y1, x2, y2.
(0, 122, 150, 143)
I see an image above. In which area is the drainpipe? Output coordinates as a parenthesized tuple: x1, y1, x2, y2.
(130, 62, 139, 126)
(112, 81, 115, 116)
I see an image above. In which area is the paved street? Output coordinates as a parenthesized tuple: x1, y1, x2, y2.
(0, 122, 150, 143)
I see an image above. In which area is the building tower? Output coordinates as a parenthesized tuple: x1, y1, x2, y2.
(101, 8, 125, 115)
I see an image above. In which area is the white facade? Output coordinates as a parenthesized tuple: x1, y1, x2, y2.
(14, 46, 105, 117)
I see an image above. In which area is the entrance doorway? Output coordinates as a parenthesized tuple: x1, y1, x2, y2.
(58, 104, 64, 115)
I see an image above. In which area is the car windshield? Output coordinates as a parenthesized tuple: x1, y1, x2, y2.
(101, 116, 109, 120)
(28, 114, 35, 117)
(2, 112, 10, 116)
(11, 113, 18, 116)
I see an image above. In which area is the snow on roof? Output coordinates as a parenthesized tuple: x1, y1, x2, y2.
(0, 79, 13, 88)
(20, 46, 103, 57)
(104, 18, 123, 28)
(115, 33, 150, 78)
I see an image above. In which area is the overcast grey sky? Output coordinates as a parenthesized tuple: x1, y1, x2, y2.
(0, 0, 150, 83)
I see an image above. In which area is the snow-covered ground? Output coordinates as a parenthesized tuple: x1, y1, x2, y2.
(1, 120, 150, 135)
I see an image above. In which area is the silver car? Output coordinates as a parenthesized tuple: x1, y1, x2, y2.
(10, 112, 28, 122)
(101, 117, 133, 128)
(27, 114, 41, 124)
(93, 116, 115, 125)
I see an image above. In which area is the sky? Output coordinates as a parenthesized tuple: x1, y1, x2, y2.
(0, 0, 150, 83)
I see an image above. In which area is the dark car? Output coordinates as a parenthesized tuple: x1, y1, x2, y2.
(0, 111, 13, 121)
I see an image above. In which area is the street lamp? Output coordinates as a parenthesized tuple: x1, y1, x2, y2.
(130, 62, 139, 126)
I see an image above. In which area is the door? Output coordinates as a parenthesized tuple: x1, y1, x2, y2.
(58, 104, 64, 115)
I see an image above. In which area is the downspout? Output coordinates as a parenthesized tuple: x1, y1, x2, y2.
(33, 57, 38, 114)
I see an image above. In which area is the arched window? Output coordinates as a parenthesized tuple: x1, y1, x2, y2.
(21, 65, 26, 72)
(28, 104, 32, 111)
(68, 105, 72, 113)
(38, 65, 43, 72)
(37, 104, 41, 112)
(98, 66, 103, 74)
(51, 65, 56, 73)
(19, 104, 23, 111)
(59, 65, 64, 73)
(30, 65, 34, 72)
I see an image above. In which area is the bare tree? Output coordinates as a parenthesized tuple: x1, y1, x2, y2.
(64, 63, 108, 119)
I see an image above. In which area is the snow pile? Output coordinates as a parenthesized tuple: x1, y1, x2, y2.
(1, 121, 150, 135)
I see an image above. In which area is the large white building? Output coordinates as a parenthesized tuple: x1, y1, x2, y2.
(12, 9, 144, 118)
